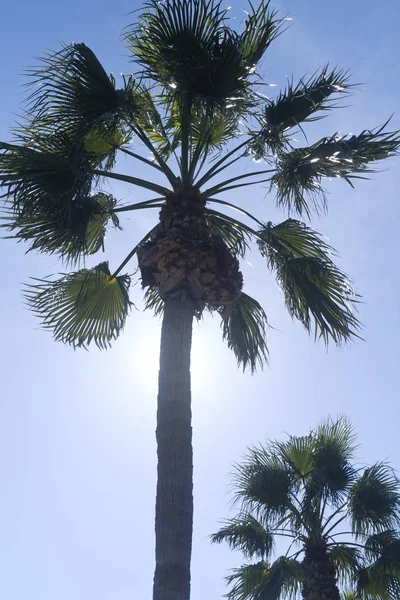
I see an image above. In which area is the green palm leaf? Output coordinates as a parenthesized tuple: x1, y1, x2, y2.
(2, 193, 119, 262)
(126, 0, 227, 96)
(143, 285, 165, 317)
(211, 514, 274, 560)
(221, 291, 269, 373)
(271, 126, 400, 216)
(304, 418, 357, 506)
(126, 0, 273, 111)
(258, 220, 361, 345)
(349, 464, 400, 536)
(22, 43, 139, 137)
(239, 0, 283, 67)
(356, 555, 400, 600)
(234, 450, 292, 519)
(225, 558, 302, 600)
(0, 136, 98, 222)
(24, 262, 132, 349)
(329, 545, 362, 587)
(251, 66, 351, 154)
(271, 434, 315, 483)
(206, 210, 250, 257)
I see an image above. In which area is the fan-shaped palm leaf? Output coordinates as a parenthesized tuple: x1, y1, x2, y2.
(211, 514, 274, 560)
(0, 137, 98, 222)
(221, 291, 269, 372)
(126, 0, 228, 96)
(206, 209, 250, 257)
(271, 434, 314, 483)
(258, 218, 332, 265)
(22, 43, 139, 137)
(239, 0, 283, 66)
(24, 262, 132, 349)
(2, 192, 118, 262)
(225, 558, 302, 600)
(258, 220, 360, 344)
(126, 0, 279, 112)
(233, 450, 293, 519)
(349, 464, 400, 536)
(329, 545, 362, 588)
(271, 126, 400, 216)
(251, 66, 351, 154)
(304, 417, 357, 507)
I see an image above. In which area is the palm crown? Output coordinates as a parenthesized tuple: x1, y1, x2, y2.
(211, 418, 400, 600)
(1, 0, 399, 369)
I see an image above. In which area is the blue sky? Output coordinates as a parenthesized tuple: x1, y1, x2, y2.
(1, 0, 400, 598)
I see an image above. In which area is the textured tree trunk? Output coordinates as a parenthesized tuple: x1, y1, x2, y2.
(152, 298, 194, 600)
(302, 539, 341, 600)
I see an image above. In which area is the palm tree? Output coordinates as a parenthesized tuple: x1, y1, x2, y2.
(0, 2, 399, 599)
(212, 418, 400, 600)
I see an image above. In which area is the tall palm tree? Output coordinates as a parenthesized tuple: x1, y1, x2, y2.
(0, 2, 399, 599)
(212, 418, 400, 600)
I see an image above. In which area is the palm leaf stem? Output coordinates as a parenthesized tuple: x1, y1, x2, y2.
(119, 147, 167, 173)
(196, 137, 251, 187)
(322, 503, 347, 533)
(180, 94, 191, 183)
(128, 122, 177, 185)
(205, 208, 260, 240)
(94, 169, 170, 196)
(188, 112, 209, 183)
(197, 152, 249, 186)
(111, 226, 158, 278)
(112, 198, 165, 213)
(202, 169, 275, 198)
(324, 514, 348, 537)
(208, 177, 273, 196)
(207, 197, 265, 227)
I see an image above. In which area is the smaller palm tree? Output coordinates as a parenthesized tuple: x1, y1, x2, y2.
(211, 418, 400, 600)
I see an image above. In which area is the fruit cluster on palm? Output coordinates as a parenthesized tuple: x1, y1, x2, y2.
(212, 419, 400, 600)
(1, 1, 400, 599)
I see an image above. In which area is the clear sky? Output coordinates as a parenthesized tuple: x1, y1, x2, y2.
(0, 1, 399, 598)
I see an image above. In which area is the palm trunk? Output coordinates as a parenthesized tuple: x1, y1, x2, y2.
(302, 538, 340, 600)
(153, 298, 194, 600)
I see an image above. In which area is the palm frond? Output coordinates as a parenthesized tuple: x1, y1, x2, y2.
(271, 126, 400, 216)
(301, 419, 357, 509)
(349, 464, 400, 536)
(329, 545, 362, 587)
(364, 531, 400, 562)
(0, 137, 98, 222)
(206, 210, 251, 257)
(272, 434, 315, 482)
(221, 291, 269, 373)
(133, 87, 180, 160)
(233, 448, 292, 519)
(258, 218, 333, 266)
(24, 262, 132, 349)
(21, 43, 139, 138)
(126, 0, 227, 94)
(356, 539, 400, 600)
(211, 514, 274, 560)
(2, 192, 119, 263)
(126, 0, 258, 112)
(225, 558, 302, 600)
(191, 107, 241, 156)
(143, 285, 165, 317)
(239, 0, 283, 67)
(251, 66, 351, 154)
(258, 219, 361, 345)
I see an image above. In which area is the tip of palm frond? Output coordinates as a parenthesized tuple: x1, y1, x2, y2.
(1, 193, 119, 264)
(257, 219, 362, 345)
(221, 292, 269, 373)
(24, 262, 132, 349)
